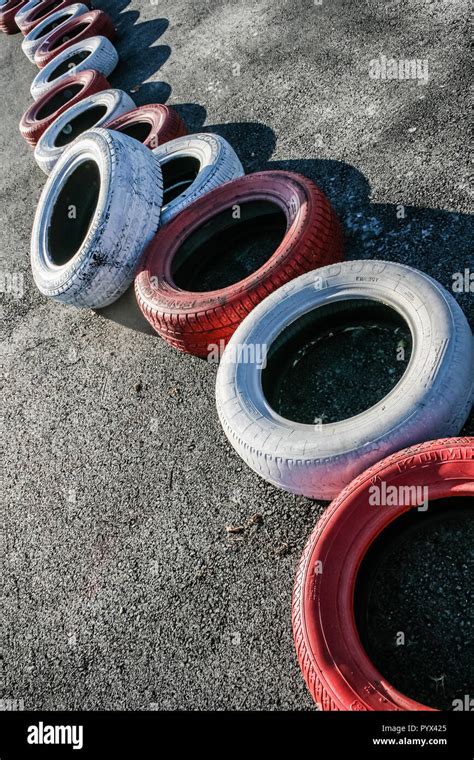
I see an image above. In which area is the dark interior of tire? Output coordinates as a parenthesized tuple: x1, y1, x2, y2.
(30, 0, 63, 23)
(54, 103, 108, 147)
(261, 299, 413, 424)
(116, 119, 153, 143)
(355, 496, 474, 710)
(36, 83, 83, 120)
(47, 49, 91, 81)
(171, 200, 288, 291)
(47, 159, 100, 265)
(34, 13, 71, 39)
(49, 22, 89, 51)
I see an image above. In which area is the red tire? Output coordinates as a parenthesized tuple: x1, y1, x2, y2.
(17, 0, 88, 36)
(103, 104, 187, 150)
(19, 69, 110, 147)
(34, 10, 116, 68)
(292, 437, 474, 712)
(135, 171, 344, 357)
(0, 0, 28, 34)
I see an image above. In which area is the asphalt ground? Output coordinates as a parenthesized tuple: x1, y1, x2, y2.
(1, 0, 472, 710)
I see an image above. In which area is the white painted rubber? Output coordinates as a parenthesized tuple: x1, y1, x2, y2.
(152, 133, 244, 225)
(21, 3, 88, 63)
(30, 35, 118, 101)
(34, 89, 135, 174)
(31, 128, 163, 309)
(216, 260, 474, 500)
(14, 0, 43, 27)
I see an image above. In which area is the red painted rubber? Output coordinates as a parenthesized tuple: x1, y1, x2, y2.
(0, 0, 28, 34)
(103, 104, 187, 150)
(19, 69, 110, 147)
(292, 437, 474, 712)
(18, 0, 88, 36)
(135, 171, 344, 357)
(34, 10, 116, 68)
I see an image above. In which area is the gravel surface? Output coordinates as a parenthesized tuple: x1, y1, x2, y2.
(2, 0, 472, 710)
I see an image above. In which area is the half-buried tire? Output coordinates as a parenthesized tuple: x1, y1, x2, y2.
(30, 128, 163, 308)
(215, 260, 474, 500)
(34, 88, 135, 174)
(135, 170, 343, 357)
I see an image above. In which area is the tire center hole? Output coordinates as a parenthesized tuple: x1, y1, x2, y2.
(50, 22, 89, 51)
(355, 496, 474, 710)
(161, 155, 201, 207)
(48, 50, 91, 82)
(116, 121, 153, 143)
(36, 83, 83, 121)
(31, 0, 63, 22)
(262, 299, 412, 424)
(54, 104, 108, 147)
(48, 159, 100, 266)
(35, 12, 72, 39)
(171, 199, 287, 292)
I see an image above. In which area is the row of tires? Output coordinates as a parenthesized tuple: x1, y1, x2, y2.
(28, 122, 474, 502)
(3, 0, 473, 713)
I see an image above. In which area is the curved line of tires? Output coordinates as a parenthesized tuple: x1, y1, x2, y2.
(2, 0, 473, 713)
(21, 3, 89, 63)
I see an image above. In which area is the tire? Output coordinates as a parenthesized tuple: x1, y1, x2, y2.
(15, 0, 50, 31)
(34, 89, 135, 174)
(151, 133, 244, 225)
(292, 437, 474, 711)
(13, 0, 42, 29)
(31, 127, 163, 309)
(21, 3, 88, 63)
(135, 170, 343, 357)
(20, 69, 110, 147)
(30, 35, 118, 101)
(16, 0, 86, 36)
(215, 260, 474, 499)
(104, 103, 187, 151)
(0, 0, 28, 33)
(34, 10, 116, 69)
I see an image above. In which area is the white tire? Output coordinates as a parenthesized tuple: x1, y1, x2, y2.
(31, 128, 163, 309)
(152, 133, 244, 225)
(34, 89, 135, 175)
(30, 36, 118, 101)
(14, 0, 42, 26)
(21, 4, 88, 63)
(216, 260, 474, 500)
